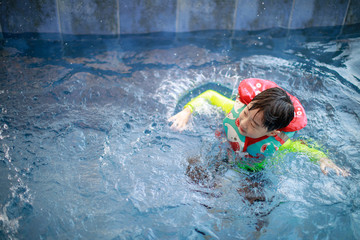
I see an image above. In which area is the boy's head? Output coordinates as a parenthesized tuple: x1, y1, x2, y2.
(238, 87, 294, 138)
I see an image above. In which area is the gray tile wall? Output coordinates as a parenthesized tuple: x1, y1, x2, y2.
(119, 0, 177, 34)
(290, 0, 349, 29)
(58, 0, 119, 35)
(235, 0, 294, 30)
(346, 0, 360, 25)
(177, 0, 237, 32)
(0, 0, 359, 38)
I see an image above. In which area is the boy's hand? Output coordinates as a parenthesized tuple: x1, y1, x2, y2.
(168, 107, 192, 131)
(319, 157, 350, 177)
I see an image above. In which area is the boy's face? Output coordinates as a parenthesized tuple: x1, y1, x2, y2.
(238, 103, 277, 139)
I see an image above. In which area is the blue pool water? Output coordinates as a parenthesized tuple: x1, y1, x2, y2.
(0, 27, 360, 239)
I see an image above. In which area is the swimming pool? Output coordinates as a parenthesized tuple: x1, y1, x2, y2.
(0, 27, 360, 239)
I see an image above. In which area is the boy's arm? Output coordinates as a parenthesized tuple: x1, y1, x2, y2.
(168, 90, 234, 131)
(184, 90, 234, 114)
(279, 140, 327, 160)
(279, 140, 349, 176)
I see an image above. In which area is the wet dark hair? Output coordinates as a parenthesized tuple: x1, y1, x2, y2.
(249, 87, 294, 132)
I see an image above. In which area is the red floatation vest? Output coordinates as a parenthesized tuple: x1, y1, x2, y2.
(223, 78, 307, 158)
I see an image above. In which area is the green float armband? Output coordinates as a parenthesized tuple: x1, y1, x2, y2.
(279, 139, 328, 162)
(184, 90, 234, 115)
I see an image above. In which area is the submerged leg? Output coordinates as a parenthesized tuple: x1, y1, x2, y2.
(186, 156, 222, 190)
(237, 177, 266, 204)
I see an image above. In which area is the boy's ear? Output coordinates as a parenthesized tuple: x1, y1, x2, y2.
(267, 130, 280, 137)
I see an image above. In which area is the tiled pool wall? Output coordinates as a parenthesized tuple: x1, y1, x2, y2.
(0, 0, 359, 39)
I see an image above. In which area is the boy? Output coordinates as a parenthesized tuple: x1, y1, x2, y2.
(168, 78, 348, 176)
